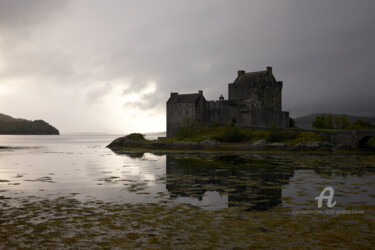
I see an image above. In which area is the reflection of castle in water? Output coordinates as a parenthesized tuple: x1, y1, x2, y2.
(166, 155, 294, 211)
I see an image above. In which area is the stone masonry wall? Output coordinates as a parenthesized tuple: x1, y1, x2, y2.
(167, 103, 195, 137)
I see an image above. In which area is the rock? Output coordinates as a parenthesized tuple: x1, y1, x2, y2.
(248, 140, 267, 149)
(253, 140, 266, 146)
(319, 141, 334, 148)
(334, 144, 354, 150)
(258, 226, 270, 232)
(200, 140, 221, 147)
(267, 143, 288, 149)
(305, 141, 321, 149)
(107, 133, 147, 148)
(297, 141, 321, 150)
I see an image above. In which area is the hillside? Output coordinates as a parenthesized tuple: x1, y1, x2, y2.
(0, 113, 59, 135)
(294, 113, 375, 129)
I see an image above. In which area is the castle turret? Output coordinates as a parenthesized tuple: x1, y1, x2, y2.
(237, 70, 245, 77)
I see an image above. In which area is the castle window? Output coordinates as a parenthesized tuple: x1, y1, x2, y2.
(272, 96, 274, 103)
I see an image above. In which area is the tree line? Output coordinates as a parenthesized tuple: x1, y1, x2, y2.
(312, 115, 375, 130)
(0, 120, 59, 135)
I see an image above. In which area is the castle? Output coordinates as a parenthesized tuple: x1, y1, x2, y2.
(166, 67, 289, 137)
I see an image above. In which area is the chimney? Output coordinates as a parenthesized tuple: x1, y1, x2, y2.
(237, 70, 245, 77)
(219, 94, 224, 101)
(198, 90, 203, 95)
(267, 66, 272, 74)
(171, 92, 178, 97)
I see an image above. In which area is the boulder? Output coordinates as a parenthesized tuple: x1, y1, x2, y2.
(248, 140, 267, 149)
(267, 143, 288, 149)
(107, 133, 147, 148)
(297, 141, 326, 150)
(320, 141, 334, 148)
(200, 140, 221, 147)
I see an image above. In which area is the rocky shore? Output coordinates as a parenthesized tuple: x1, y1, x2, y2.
(107, 133, 336, 152)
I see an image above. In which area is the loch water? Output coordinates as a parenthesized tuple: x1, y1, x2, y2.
(1, 134, 374, 211)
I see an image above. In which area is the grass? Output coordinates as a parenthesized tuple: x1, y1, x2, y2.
(364, 137, 375, 148)
(313, 128, 346, 132)
(162, 124, 324, 144)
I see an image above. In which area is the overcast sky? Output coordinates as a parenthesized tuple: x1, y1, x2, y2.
(0, 0, 374, 134)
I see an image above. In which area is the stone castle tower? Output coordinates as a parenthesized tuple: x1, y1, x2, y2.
(166, 67, 289, 137)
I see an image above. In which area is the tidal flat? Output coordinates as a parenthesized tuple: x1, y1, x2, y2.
(1, 197, 374, 248)
(0, 135, 374, 248)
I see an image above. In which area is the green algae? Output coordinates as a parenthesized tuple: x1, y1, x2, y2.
(0, 197, 373, 248)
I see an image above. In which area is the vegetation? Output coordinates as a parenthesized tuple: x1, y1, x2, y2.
(289, 117, 295, 128)
(312, 115, 374, 130)
(0, 119, 59, 135)
(267, 126, 283, 142)
(168, 124, 323, 144)
(0, 197, 373, 249)
(126, 133, 146, 141)
(214, 125, 246, 142)
(349, 119, 375, 130)
(312, 114, 350, 129)
(334, 115, 350, 129)
(295, 113, 375, 129)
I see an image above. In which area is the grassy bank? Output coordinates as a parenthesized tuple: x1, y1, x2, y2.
(162, 124, 324, 144)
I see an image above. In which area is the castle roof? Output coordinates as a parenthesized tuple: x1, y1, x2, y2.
(167, 93, 205, 104)
(233, 69, 276, 84)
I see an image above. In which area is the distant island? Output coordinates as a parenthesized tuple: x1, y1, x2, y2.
(0, 113, 59, 135)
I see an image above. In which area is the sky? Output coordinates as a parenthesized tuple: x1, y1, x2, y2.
(0, 0, 374, 134)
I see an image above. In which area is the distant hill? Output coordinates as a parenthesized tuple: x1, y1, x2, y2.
(0, 113, 59, 135)
(294, 113, 375, 129)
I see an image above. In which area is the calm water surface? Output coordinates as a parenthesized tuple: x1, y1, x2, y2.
(1, 134, 375, 211)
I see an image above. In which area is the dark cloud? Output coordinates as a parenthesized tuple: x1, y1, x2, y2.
(0, 0, 374, 133)
(0, 1, 67, 29)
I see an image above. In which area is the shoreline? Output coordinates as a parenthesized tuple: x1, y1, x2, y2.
(107, 129, 375, 153)
(107, 140, 370, 155)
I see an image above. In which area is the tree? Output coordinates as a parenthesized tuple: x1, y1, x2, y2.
(349, 119, 375, 130)
(339, 115, 350, 129)
(289, 118, 295, 128)
(324, 115, 334, 129)
(312, 116, 325, 129)
(334, 115, 350, 129)
(313, 115, 348, 130)
(334, 116, 341, 129)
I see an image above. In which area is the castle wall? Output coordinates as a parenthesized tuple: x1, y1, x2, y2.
(195, 96, 206, 123)
(205, 100, 238, 124)
(229, 82, 253, 101)
(203, 101, 288, 129)
(263, 84, 282, 111)
(167, 103, 196, 137)
(238, 109, 288, 128)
